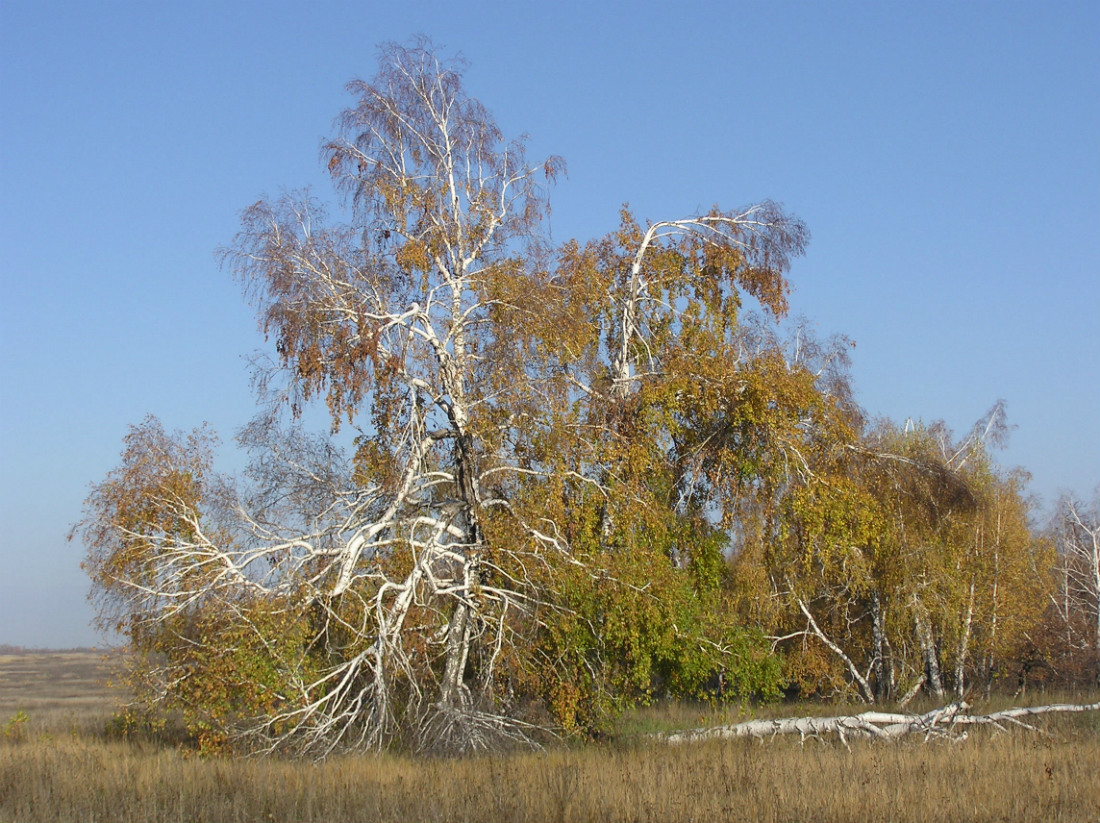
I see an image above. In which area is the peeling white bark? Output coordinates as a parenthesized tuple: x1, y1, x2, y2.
(662, 701, 1100, 746)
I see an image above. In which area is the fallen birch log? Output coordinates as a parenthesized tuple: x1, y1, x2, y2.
(662, 701, 1100, 746)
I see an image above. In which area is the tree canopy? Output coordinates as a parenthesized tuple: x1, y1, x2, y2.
(74, 38, 1073, 757)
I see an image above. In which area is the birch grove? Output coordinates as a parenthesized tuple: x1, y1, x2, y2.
(73, 38, 1083, 758)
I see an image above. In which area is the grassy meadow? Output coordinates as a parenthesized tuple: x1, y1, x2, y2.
(1, 651, 1098, 822)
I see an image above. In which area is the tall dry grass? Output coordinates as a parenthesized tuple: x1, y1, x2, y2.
(2, 652, 1097, 822)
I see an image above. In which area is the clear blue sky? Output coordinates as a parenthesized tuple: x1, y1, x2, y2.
(2, 0, 1097, 647)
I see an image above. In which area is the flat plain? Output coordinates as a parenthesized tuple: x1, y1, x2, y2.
(1, 651, 1098, 822)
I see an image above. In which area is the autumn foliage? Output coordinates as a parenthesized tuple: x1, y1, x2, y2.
(73, 38, 1087, 757)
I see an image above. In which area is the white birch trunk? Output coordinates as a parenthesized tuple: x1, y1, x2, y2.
(662, 701, 1100, 746)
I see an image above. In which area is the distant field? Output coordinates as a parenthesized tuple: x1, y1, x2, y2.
(0, 650, 118, 731)
(2, 652, 1098, 823)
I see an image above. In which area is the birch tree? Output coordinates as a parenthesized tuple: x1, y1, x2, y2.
(1052, 494, 1100, 685)
(76, 38, 808, 755)
(743, 406, 1049, 704)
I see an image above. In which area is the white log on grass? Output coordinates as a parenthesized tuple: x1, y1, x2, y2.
(661, 701, 1100, 746)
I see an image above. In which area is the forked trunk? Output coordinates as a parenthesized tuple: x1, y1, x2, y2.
(913, 597, 945, 699)
(440, 596, 473, 709)
(871, 592, 894, 702)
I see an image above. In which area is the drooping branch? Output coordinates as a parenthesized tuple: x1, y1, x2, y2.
(797, 597, 875, 704)
(610, 205, 807, 399)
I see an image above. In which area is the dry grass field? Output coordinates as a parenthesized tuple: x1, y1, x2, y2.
(2, 651, 1098, 822)
(0, 651, 116, 738)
